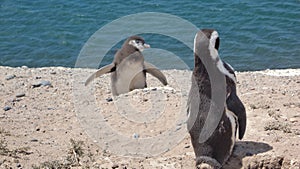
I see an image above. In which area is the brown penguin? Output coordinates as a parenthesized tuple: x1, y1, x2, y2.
(85, 36, 168, 96)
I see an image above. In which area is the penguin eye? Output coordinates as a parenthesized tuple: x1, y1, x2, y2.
(215, 37, 220, 50)
(135, 40, 141, 44)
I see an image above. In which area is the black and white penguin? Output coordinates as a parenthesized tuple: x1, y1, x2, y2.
(187, 29, 246, 168)
(85, 36, 168, 96)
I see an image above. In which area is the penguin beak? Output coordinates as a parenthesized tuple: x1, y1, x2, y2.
(143, 43, 150, 48)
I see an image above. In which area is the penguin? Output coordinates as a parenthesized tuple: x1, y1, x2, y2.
(85, 35, 168, 96)
(187, 29, 246, 168)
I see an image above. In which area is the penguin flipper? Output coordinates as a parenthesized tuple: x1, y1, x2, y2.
(85, 63, 116, 86)
(144, 62, 168, 85)
(226, 93, 246, 140)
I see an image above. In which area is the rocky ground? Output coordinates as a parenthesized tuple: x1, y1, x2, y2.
(0, 66, 299, 169)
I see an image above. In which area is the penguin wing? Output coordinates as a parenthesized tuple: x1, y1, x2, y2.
(223, 61, 246, 139)
(144, 62, 168, 85)
(226, 93, 246, 140)
(85, 63, 116, 86)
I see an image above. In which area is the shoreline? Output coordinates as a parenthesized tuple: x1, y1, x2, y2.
(0, 66, 299, 168)
(2, 65, 300, 75)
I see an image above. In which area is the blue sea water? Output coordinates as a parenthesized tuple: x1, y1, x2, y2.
(1, 0, 299, 71)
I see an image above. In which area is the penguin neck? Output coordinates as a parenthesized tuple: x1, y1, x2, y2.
(116, 47, 140, 64)
(123, 45, 139, 55)
(193, 54, 209, 78)
(193, 53, 212, 98)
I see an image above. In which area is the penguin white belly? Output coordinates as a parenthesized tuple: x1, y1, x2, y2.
(225, 109, 237, 154)
(129, 72, 146, 90)
(114, 56, 145, 95)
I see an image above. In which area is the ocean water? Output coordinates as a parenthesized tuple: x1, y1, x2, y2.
(1, 0, 299, 71)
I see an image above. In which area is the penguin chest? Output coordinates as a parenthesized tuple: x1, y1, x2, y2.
(113, 57, 146, 95)
(223, 109, 237, 154)
(205, 110, 237, 164)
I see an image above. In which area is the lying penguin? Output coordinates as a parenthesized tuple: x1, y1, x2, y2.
(85, 36, 168, 96)
(187, 29, 246, 168)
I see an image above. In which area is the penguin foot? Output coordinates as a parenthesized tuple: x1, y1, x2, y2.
(196, 156, 222, 169)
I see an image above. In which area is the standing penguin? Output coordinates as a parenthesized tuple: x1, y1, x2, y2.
(85, 36, 168, 96)
(187, 29, 246, 168)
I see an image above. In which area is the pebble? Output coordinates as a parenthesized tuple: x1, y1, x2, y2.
(112, 164, 119, 169)
(151, 87, 157, 91)
(32, 80, 52, 88)
(3, 106, 11, 111)
(50, 71, 56, 75)
(142, 88, 149, 92)
(32, 82, 42, 88)
(106, 97, 113, 102)
(21, 65, 28, 69)
(40, 80, 51, 86)
(30, 139, 38, 142)
(16, 93, 26, 98)
(133, 133, 139, 139)
(175, 126, 181, 131)
(5, 74, 16, 80)
(289, 118, 298, 123)
(184, 145, 190, 148)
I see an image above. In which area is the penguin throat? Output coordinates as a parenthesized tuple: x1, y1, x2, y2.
(209, 46, 219, 61)
(194, 54, 209, 79)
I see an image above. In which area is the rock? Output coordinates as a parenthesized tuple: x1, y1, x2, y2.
(32, 83, 42, 88)
(5, 74, 16, 80)
(250, 104, 257, 109)
(262, 105, 270, 109)
(32, 80, 52, 88)
(21, 65, 28, 69)
(106, 97, 113, 102)
(30, 139, 38, 142)
(151, 87, 157, 91)
(184, 145, 190, 148)
(40, 80, 51, 86)
(3, 106, 11, 111)
(175, 126, 181, 131)
(289, 118, 298, 123)
(112, 164, 119, 169)
(16, 93, 26, 98)
(50, 71, 56, 75)
(133, 133, 139, 139)
(142, 88, 149, 92)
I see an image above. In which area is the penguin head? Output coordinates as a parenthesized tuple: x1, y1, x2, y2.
(194, 29, 236, 83)
(194, 29, 220, 62)
(127, 36, 150, 52)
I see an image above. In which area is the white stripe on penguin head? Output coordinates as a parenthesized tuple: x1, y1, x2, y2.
(209, 31, 219, 60)
(208, 31, 236, 83)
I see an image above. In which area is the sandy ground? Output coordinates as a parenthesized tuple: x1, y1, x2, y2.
(0, 66, 299, 169)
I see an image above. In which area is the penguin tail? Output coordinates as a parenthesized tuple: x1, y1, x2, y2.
(196, 156, 222, 169)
